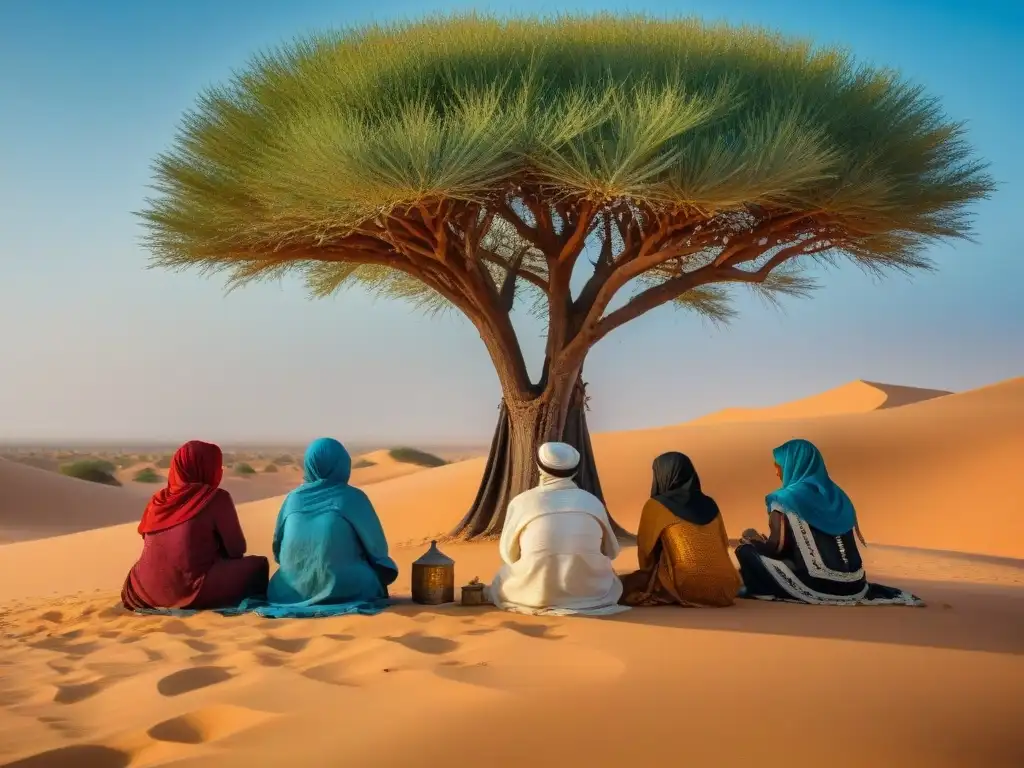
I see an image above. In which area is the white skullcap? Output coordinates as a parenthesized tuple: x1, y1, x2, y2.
(537, 442, 580, 476)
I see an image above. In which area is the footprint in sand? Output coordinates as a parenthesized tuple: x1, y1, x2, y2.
(38, 611, 63, 624)
(182, 638, 218, 654)
(324, 633, 355, 642)
(3, 744, 131, 768)
(46, 660, 76, 675)
(53, 679, 107, 705)
(188, 653, 223, 665)
(97, 605, 127, 620)
(384, 631, 460, 655)
(299, 660, 362, 688)
(146, 704, 273, 745)
(28, 637, 101, 657)
(36, 715, 84, 738)
(139, 647, 165, 663)
(252, 651, 288, 668)
(160, 619, 205, 638)
(156, 666, 234, 697)
(259, 635, 310, 654)
(500, 620, 565, 640)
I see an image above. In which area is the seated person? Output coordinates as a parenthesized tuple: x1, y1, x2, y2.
(489, 442, 627, 616)
(267, 438, 398, 607)
(619, 451, 740, 607)
(735, 438, 922, 606)
(121, 440, 269, 611)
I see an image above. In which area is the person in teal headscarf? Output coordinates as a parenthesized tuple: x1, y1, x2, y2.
(266, 438, 399, 614)
(734, 439, 922, 606)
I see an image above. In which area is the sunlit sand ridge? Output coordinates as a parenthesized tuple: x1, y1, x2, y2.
(1, 377, 1022, 767)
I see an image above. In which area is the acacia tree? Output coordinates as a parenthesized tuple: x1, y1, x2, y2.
(140, 16, 991, 539)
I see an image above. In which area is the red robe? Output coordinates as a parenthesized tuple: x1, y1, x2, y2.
(121, 440, 267, 610)
(121, 489, 268, 610)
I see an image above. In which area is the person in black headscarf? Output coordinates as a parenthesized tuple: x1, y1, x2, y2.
(619, 452, 741, 607)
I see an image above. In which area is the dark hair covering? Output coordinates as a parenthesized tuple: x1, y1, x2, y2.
(650, 452, 720, 525)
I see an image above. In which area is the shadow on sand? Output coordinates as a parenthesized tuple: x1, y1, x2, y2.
(384, 572, 1024, 657)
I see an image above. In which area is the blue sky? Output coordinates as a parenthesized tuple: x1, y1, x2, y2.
(1, 0, 1021, 444)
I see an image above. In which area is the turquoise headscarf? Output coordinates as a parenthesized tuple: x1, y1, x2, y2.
(269, 437, 398, 606)
(766, 439, 858, 536)
(302, 437, 352, 485)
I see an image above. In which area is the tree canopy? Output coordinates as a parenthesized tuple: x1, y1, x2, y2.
(140, 14, 992, 392)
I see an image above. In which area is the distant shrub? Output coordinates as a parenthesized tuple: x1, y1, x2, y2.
(272, 454, 294, 465)
(388, 447, 447, 468)
(263, 463, 279, 473)
(59, 460, 121, 487)
(352, 458, 376, 469)
(234, 462, 256, 476)
(155, 454, 172, 469)
(133, 467, 163, 483)
(115, 454, 137, 469)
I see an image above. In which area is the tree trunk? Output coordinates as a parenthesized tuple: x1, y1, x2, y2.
(449, 375, 633, 540)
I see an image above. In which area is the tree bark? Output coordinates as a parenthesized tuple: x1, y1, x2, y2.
(449, 374, 633, 540)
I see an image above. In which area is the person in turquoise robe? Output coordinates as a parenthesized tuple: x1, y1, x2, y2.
(267, 438, 398, 611)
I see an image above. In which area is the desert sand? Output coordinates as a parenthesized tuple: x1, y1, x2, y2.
(0, 447, 456, 545)
(688, 379, 953, 424)
(1, 378, 1023, 767)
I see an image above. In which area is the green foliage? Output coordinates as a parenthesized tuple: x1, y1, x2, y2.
(59, 460, 121, 487)
(263, 462, 279, 473)
(133, 467, 163, 483)
(140, 14, 992, 326)
(388, 447, 447, 468)
(272, 454, 294, 465)
(234, 462, 256, 476)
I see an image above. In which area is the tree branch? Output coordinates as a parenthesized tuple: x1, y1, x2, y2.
(349, 216, 535, 397)
(591, 237, 827, 345)
(498, 247, 528, 313)
(591, 270, 711, 344)
(479, 248, 548, 292)
(557, 200, 596, 263)
(495, 197, 546, 251)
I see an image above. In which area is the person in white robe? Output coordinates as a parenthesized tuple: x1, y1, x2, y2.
(489, 442, 628, 616)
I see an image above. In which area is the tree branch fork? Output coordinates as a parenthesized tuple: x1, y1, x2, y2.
(264, 191, 840, 404)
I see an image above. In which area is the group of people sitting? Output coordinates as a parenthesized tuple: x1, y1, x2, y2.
(121, 436, 922, 617)
(121, 437, 397, 615)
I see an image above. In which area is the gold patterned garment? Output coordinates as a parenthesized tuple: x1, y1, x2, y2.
(619, 498, 741, 607)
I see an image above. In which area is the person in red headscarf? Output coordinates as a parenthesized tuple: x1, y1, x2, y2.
(120, 440, 269, 611)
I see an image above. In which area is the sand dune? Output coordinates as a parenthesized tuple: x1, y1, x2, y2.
(350, 448, 439, 486)
(1, 448, 453, 545)
(2, 376, 1023, 766)
(0, 460, 141, 545)
(690, 379, 952, 424)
